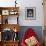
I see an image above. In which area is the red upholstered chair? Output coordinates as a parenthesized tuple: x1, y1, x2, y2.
(21, 28, 41, 46)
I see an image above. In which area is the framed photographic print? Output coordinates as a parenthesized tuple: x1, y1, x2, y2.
(25, 7, 36, 20)
(2, 10, 9, 15)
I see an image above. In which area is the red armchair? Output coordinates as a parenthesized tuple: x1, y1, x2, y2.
(21, 28, 41, 46)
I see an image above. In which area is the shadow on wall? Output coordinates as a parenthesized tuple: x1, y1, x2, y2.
(18, 26, 44, 44)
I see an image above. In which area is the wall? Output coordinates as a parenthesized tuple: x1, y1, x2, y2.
(0, 0, 44, 26)
(18, 0, 44, 26)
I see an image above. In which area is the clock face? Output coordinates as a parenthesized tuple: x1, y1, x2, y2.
(2, 10, 9, 15)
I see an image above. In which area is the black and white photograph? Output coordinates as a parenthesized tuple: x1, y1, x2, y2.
(25, 7, 36, 20)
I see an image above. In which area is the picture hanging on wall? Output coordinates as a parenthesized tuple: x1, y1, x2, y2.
(25, 7, 36, 20)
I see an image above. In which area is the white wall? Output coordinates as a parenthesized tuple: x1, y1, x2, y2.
(0, 0, 44, 26)
(18, 0, 44, 26)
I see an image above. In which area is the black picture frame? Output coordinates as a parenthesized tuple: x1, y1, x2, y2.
(25, 7, 36, 20)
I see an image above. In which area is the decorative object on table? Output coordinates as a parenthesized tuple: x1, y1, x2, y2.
(25, 7, 36, 20)
(21, 28, 41, 46)
(9, 10, 18, 15)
